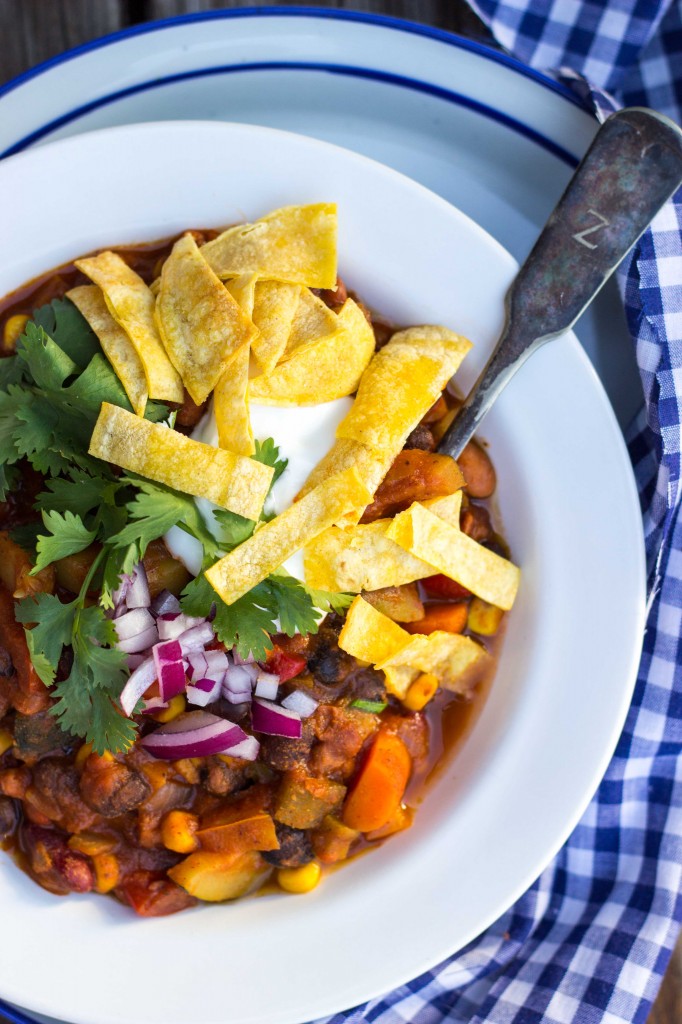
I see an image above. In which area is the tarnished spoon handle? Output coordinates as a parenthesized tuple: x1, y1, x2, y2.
(438, 107, 682, 459)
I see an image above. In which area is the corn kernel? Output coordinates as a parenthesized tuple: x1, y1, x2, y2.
(68, 832, 117, 857)
(3, 314, 29, 353)
(93, 853, 120, 894)
(162, 809, 200, 854)
(152, 693, 186, 723)
(0, 728, 13, 758)
(74, 741, 93, 770)
(277, 861, 322, 894)
(403, 672, 438, 712)
(141, 760, 173, 793)
(173, 758, 201, 784)
(467, 597, 504, 636)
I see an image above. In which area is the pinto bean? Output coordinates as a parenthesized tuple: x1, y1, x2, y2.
(0, 796, 17, 841)
(263, 824, 314, 868)
(457, 440, 496, 498)
(80, 755, 152, 817)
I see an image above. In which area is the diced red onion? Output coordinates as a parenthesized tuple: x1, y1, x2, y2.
(222, 735, 260, 761)
(120, 655, 157, 716)
(254, 671, 279, 700)
(187, 650, 229, 681)
(111, 572, 133, 609)
(177, 622, 215, 653)
(141, 696, 169, 715)
(141, 712, 248, 759)
(158, 612, 205, 641)
(126, 563, 150, 609)
(281, 689, 319, 719)
(223, 688, 252, 705)
(224, 664, 255, 694)
(153, 640, 187, 701)
(126, 653, 145, 672)
(151, 590, 181, 616)
(251, 698, 302, 739)
(117, 624, 159, 654)
(113, 608, 155, 642)
(232, 650, 255, 666)
(186, 677, 223, 707)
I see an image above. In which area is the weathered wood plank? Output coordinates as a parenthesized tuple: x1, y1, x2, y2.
(0, 0, 126, 86)
(143, 0, 488, 38)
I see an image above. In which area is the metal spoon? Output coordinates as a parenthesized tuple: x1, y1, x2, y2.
(437, 107, 682, 460)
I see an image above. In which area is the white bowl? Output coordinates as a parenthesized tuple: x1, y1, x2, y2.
(0, 121, 646, 1024)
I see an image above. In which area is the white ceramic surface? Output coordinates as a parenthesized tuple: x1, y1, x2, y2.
(0, 120, 646, 1024)
(0, 9, 643, 427)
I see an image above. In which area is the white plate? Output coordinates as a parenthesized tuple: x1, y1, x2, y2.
(0, 8, 642, 427)
(0, 120, 646, 1024)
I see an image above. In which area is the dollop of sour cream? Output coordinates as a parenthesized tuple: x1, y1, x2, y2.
(164, 397, 353, 578)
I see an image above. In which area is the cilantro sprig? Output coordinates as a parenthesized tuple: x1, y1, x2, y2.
(3, 298, 352, 753)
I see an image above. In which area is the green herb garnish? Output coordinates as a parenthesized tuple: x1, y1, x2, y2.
(3, 299, 351, 753)
(350, 700, 388, 714)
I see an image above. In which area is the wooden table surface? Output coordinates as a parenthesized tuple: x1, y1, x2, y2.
(0, 2, 679, 1022)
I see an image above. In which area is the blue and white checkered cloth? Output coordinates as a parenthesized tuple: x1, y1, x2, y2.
(319, 3, 682, 1022)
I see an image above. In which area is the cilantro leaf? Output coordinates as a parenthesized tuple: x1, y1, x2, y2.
(16, 323, 78, 390)
(0, 356, 27, 388)
(33, 510, 98, 575)
(265, 574, 320, 638)
(212, 508, 255, 549)
(9, 520, 42, 555)
(35, 468, 120, 519)
(15, 592, 76, 684)
(254, 437, 288, 484)
(112, 476, 218, 559)
(180, 574, 276, 661)
(350, 700, 387, 714)
(32, 297, 101, 370)
(302, 585, 354, 616)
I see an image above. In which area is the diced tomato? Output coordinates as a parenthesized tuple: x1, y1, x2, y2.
(266, 648, 307, 682)
(421, 574, 471, 600)
(119, 870, 196, 917)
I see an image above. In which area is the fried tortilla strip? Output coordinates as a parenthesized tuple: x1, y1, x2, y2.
(226, 273, 258, 318)
(298, 327, 471, 509)
(303, 493, 462, 592)
(378, 631, 488, 698)
(67, 285, 148, 417)
(155, 234, 258, 405)
(281, 287, 339, 360)
(251, 281, 301, 374)
(335, 326, 471, 449)
(89, 402, 273, 521)
(337, 595, 411, 665)
(214, 343, 254, 456)
(387, 502, 520, 610)
(249, 299, 375, 406)
(201, 204, 337, 289)
(75, 251, 183, 403)
(204, 468, 372, 605)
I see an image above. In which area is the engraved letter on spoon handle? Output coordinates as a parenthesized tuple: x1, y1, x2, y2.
(438, 108, 682, 460)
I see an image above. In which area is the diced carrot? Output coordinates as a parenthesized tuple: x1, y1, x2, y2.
(405, 602, 467, 635)
(366, 804, 414, 840)
(421, 574, 471, 600)
(342, 730, 411, 832)
(360, 450, 464, 522)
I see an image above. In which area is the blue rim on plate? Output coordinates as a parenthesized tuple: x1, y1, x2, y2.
(0, 11, 592, 1024)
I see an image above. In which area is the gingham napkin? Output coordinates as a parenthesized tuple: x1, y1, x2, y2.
(319, 3, 682, 1023)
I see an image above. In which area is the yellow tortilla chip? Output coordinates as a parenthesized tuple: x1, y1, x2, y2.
(204, 468, 372, 605)
(214, 343, 254, 456)
(226, 274, 258, 318)
(298, 327, 471, 509)
(67, 285, 148, 417)
(337, 596, 411, 665)
(303, 493, 462, 592)
(378, 632, 487, 698)
(89, 402, 272, 521)
(336, 326, 471, 449)
(75, 251, 183, 403)
(201, 203, 337, 288)
(155, 234, 258, 405)
(281, 287, 339, 360)
(387, 502, 520, 610)
(251, 281, 301, 374)
(248, 299, 375, 406)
